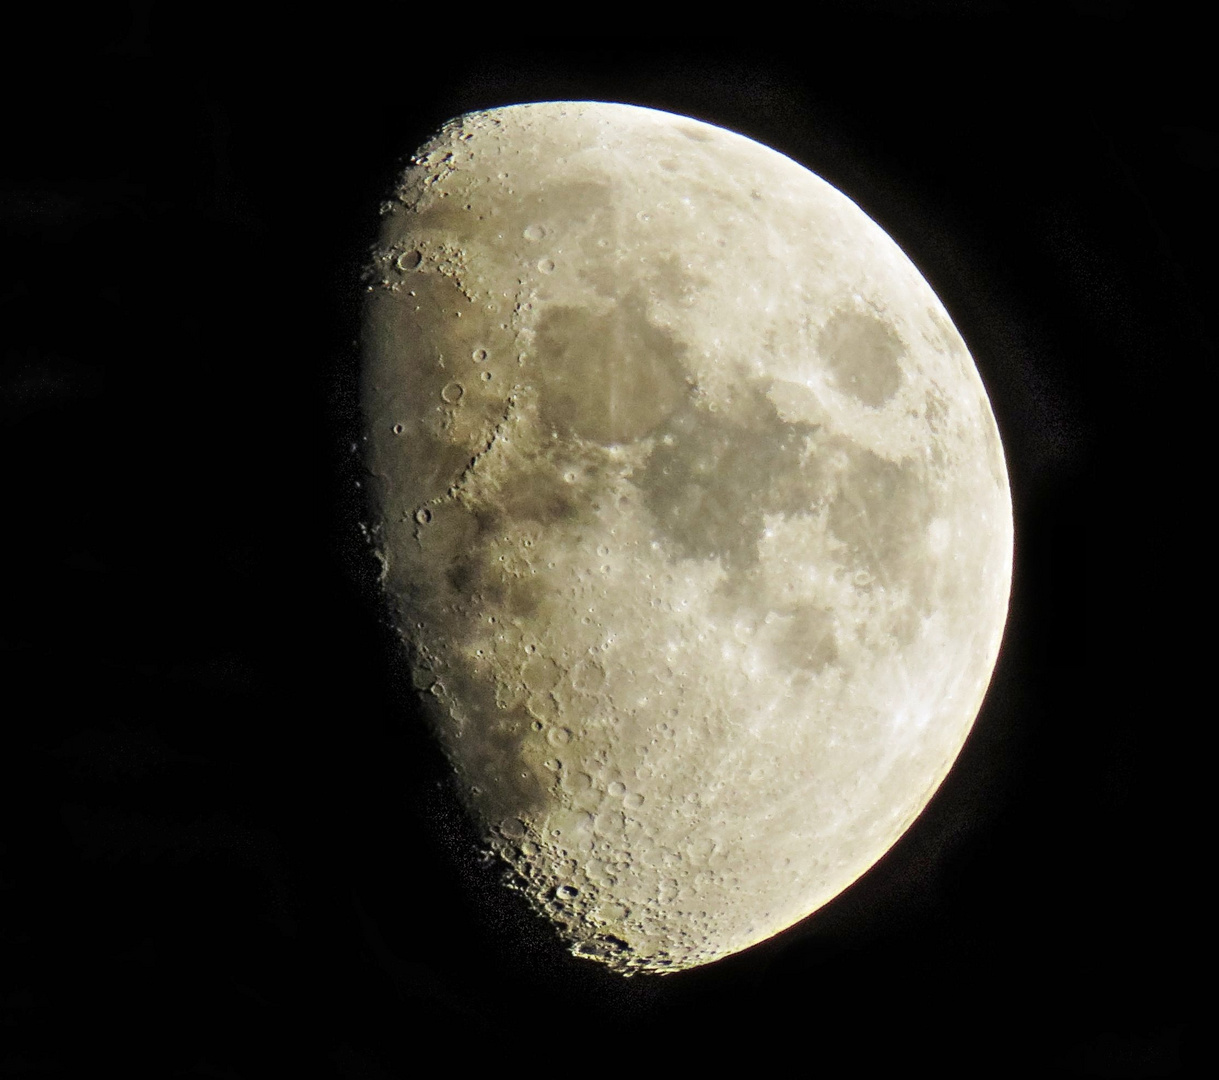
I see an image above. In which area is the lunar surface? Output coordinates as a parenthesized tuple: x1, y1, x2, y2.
(359, 102, 1012, 973)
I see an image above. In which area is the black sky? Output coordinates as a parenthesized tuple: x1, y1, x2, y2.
(1, 9, 1205, 1076)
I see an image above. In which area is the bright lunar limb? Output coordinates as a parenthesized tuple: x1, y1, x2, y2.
(360, 102, 1012, 973)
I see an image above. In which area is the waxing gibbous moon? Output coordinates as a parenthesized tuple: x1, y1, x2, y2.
(359, 102, 1012, 974)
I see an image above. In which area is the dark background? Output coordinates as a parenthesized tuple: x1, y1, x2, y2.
(2, 7, 1205, 1076)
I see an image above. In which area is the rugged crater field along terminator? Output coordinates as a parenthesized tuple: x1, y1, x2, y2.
(359, 102, 1012, 973)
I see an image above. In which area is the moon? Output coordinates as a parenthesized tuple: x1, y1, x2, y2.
(359, 101, 1012, 974)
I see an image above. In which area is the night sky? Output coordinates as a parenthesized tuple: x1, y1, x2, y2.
(2, 8, 1204, 1076)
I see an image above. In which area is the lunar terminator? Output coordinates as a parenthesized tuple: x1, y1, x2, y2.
(360, 102, 1012, 973)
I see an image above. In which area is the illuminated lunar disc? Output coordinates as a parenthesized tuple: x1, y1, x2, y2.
(360, 102, 1012, 974)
